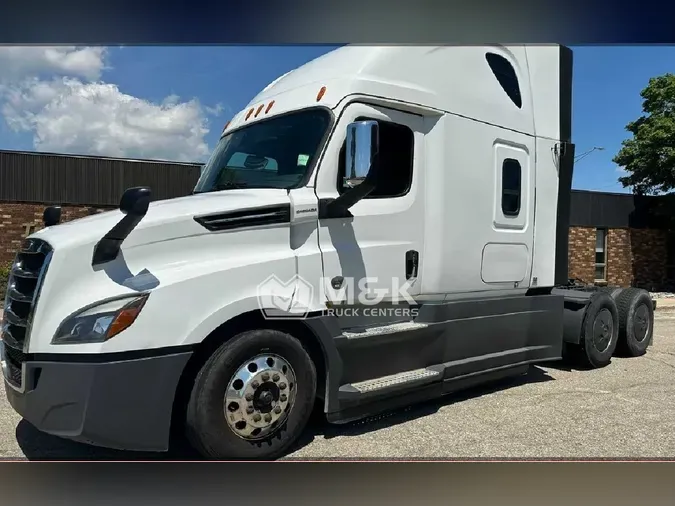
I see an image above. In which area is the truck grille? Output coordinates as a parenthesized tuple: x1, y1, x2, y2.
(2, 238, 52, 389)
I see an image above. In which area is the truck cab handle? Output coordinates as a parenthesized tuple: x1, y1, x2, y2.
(406, 250, 419, 280)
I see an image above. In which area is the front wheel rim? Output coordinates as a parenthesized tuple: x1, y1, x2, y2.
(224, 354, 297, 441)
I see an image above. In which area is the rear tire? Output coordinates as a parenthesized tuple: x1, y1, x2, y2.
(614, 288, 653, 357)
(185, 328, 317, 460)
(579, 291, 619, 369)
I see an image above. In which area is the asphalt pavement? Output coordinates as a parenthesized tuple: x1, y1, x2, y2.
(1, 307, 675, 460)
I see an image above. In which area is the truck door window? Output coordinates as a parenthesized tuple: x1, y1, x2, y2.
(486, 52, 522, 109)
(501, 158, 521, 216)
(337, 118, 414, 198)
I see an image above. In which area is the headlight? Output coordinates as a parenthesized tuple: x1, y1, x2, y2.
(51, 293, 149, 345)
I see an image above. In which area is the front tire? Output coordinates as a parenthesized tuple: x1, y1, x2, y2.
(185, 328, 317, 460)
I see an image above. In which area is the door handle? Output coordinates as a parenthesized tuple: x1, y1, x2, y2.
(405, 250, 419, 280)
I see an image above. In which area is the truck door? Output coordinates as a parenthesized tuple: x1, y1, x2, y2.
(314, 103, 426, 322)
(480, 136, 535, 289)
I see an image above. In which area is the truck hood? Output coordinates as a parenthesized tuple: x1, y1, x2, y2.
(32, 188, 291, 251)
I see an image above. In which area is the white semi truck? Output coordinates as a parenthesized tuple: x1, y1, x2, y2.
(1, 44, 655, 460)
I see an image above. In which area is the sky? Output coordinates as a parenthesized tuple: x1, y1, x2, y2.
(0, 45, 671, 192)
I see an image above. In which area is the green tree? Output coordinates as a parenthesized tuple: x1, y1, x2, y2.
(613, 73, 675, 195)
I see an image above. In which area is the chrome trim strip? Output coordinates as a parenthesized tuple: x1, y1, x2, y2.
(193, 204, 291, 232)
(10, 264, 40, 279)
(6, 286, 32, 303)
(205, 211, 284, 226)
(0, 324, 21, 349)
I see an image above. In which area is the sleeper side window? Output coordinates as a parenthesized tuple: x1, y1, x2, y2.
(486, 53, 522, 109)
(502, 158, 521, 216)
(338, 117, 414, 199)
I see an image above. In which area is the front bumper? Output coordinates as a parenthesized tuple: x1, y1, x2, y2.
(3, 345, 192, 452)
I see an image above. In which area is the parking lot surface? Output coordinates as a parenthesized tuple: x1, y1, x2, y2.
(1, 307, 674, 460)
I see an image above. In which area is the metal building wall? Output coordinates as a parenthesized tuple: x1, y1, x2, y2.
(0, 150, 202, 206)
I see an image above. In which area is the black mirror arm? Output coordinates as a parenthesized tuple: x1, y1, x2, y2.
(91, 214, 144, 265)
(92, 187, 151, 266)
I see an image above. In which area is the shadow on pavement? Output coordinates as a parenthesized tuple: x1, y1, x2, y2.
(287, 364, 555, 455)
(17, 365, 554, 461)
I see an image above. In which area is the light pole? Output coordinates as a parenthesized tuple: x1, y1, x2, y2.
(575, 146, 605, 164)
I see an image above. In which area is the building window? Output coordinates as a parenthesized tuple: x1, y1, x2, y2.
(501, 158, 521, 217)
(485, 53, 523, 109)
(595, 228, 607, 282)
(338, 118, 414, 199)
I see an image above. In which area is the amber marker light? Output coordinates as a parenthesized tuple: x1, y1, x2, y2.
(106, 296, 149, 340)
(316, 86, 327, 102)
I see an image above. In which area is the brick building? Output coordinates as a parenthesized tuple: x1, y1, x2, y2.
(568, 190, 675, 291)
(1, 149, 674, 290)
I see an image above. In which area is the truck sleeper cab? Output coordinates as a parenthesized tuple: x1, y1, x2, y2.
(1, 44, 655, 460)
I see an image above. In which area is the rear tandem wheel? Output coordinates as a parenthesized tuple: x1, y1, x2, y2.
(613, 287, 654, 357)
(576, 291, 620, 369)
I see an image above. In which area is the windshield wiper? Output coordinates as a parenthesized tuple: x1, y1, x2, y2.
(193, 181, 249, 194)
(215, 181, 249, 190)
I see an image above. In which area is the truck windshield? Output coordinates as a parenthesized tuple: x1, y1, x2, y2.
(194, 108, 331, 193)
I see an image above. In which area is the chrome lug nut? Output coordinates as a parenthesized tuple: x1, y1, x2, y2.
(279, 382, 287, 390)
(253, 413, 262, 422)
(274, 406, 282, 414)
(262, 372, 270, 381)
(246, 406, 255, 414)
(252, 380, 260, 389)
(280, 394, 287, 402)
(272, 373, 280, 382)
(264, 414, 272, 423)
(245, 393, 254, 401)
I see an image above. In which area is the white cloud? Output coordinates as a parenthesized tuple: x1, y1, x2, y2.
(0, 46, 107, 82)
(0, 46, 219, 162)
(3, 77, 212, 162)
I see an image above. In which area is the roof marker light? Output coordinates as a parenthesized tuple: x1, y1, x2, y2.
(255, 104, 265, 117)
(316, 86, 326, 102)
(223, 121, 231, 131)
(265, 101, 275, 114)
(245, 108, 254, 120)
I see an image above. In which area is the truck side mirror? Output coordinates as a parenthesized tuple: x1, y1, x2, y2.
(120, 187, 151, 217)
(326, 120, 380, 217)
(343, 120, 379, 189)
(43, 206, 62, 227)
